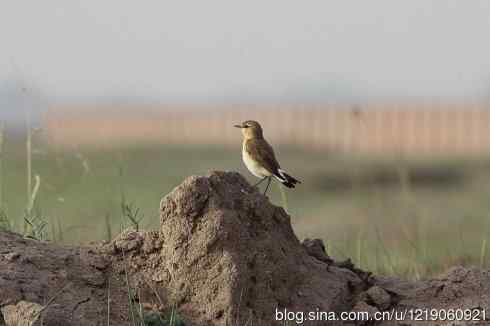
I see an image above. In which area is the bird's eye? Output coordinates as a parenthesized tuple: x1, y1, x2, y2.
(243, 125, 250, 128)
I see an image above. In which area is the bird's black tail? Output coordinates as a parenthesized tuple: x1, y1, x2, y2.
(274, 169, 301, 188)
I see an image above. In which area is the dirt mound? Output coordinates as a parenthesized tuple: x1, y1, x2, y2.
(1, 171, 490, 326)
(368, 267, 490, 325)
(108, 171, 366, 325)
(0, 231, 129, 325)
(158, 171, 368, 324)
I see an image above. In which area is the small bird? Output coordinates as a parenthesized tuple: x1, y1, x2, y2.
(234, 120, 300, 195)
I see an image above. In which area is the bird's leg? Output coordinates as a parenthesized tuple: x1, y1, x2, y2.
(253, 177, 267, 187)
(263, 177, 272, 195)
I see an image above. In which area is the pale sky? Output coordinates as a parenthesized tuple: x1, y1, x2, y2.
(1, 1, 490, 104)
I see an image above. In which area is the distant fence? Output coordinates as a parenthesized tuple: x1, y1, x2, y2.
(44, 105, 490, 156)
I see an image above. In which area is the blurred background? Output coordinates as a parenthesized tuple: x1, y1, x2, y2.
(1, 1, 490, 279)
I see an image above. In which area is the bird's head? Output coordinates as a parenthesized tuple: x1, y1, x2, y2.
(234, 120, 263, 139)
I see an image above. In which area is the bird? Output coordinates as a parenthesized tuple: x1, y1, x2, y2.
(234, 120, 300, 195)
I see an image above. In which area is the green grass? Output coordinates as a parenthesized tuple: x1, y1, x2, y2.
(2, 135, 490, 279)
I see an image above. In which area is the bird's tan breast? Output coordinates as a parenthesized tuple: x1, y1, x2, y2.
(242, 141, 272, 178)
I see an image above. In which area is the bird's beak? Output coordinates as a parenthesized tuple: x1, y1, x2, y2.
(234, 124, 242, 128)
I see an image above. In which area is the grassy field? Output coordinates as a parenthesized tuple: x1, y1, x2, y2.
(1, 135, 490, 280)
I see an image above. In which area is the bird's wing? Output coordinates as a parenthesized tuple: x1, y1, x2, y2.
(245, 138, 281, 174)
